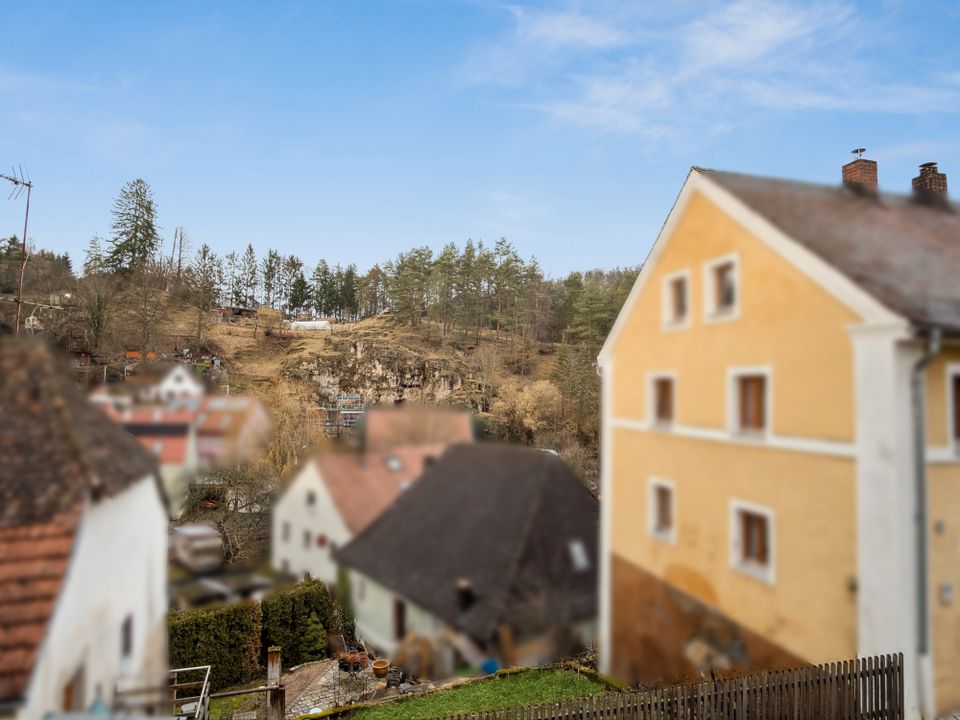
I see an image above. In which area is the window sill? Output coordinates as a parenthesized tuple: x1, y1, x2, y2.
(650, 528, 676, 545)
(705, 308, 738, 324)
(730, 428, 769, 442)
(662, 319, 690, 332)
(733, 559, 774, 585)
(651, 421, 675, 431)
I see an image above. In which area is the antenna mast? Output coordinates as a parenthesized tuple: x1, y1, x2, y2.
(0, 167, 33, 336)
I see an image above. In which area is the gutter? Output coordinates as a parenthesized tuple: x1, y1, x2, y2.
(911, 326, 941, 716)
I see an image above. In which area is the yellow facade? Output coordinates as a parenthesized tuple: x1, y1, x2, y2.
(605, 181, 960, 710)
(610, 191, 859, 441)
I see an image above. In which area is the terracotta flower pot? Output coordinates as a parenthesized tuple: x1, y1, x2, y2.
(372, 659, 390, 678)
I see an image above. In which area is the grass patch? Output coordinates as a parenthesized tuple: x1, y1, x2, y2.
(346, 668, 606, 720)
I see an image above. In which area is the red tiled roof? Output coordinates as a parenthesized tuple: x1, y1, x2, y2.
(316, 444, 450, 534)
(0, 510, 78, 704)
(0, 339, 159, 705)
(137, 436, 189, 465)
(364, 407, 473, 454)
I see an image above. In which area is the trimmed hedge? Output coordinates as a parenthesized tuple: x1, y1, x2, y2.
(262, 578, 334, 668)
(168, 601, 262, 691)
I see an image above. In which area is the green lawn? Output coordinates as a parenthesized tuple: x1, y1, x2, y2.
(344, 669, 607, 720)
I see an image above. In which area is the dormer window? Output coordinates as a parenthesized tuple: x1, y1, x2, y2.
(705, 254, 739, 321)
(662, 270, 691, 329)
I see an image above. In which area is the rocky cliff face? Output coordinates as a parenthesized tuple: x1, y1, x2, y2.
(283, 330, 484, 410)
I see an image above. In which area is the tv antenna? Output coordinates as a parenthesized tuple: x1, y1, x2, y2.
(851, 148, 866, 159)
(0, 166, 33, 336)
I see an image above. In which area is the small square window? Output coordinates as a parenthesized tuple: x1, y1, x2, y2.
(306, 491, 316, 506)
(303, 530, 312, 549)
(653, 378, 674, 425)
(736, 374, 768, 433)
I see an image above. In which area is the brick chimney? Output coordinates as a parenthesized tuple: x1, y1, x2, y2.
(842, 151, 878, 193)
(912, 162, 947, 198)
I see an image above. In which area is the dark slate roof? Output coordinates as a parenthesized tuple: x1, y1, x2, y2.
(0, 339, 159, 705)
(336, 443, 598, 643)
(698, 168, 960, 333)
(0, 338, 159, 528)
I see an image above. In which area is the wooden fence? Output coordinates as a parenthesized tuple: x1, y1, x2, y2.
(433, 653, 903, 720)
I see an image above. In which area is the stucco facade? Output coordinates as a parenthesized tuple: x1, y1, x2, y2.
(599, 170, 960, 718)
(16, 476, 168, 718)
(272, 461, 349, 585)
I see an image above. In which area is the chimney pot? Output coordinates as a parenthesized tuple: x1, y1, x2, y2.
(842, 155, 878, 193)
(913, 162, 948, 199)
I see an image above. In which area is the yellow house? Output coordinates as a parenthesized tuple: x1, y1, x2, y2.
(598, 159, 960, 719)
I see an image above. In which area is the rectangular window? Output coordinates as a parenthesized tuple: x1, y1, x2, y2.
(661, 270, 691, 329)
(731, 501, 775, 584)
(306, 491, 316, 506)
(705, 255, 739, 321)
(951, 370, 960, 450)
(713, 262, 736, 313)
(653, 377, 674, 425)
(671, 277, 688, 322)
(121, 615, 133, 659)
(393, 599, 407, 641)
(736, 374, 768, 433)
(303, 530, 311, 550)
(648, 478, 675, 543)
(282, 521, 290, 542)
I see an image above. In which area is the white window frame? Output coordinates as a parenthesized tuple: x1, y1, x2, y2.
(948, 363, 960, 455)
(646, 372, 678, 428)
(729, 499, 776, 585)
(647, 476, 676, 544)
(661, 269, 691, 331)
(703, 253, 740, 323)
(727, 366, 773, 438)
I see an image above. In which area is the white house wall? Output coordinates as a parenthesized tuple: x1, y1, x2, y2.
(18, 476, 168, 718)
(350, 570, 444, 657)
(272, 462, 351, 586)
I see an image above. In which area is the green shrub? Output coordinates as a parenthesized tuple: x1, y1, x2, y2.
(300, 611, 328, 662)
(168, 601, 262, 691)
(261, 578, 334, 667)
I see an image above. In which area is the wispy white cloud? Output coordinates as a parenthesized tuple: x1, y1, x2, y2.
(464, 0, 960, 139)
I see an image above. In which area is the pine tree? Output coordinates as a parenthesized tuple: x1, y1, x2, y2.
(288, 271, 310, 315)
(106, 179, 160, 272)
(189, 244, 222, 341)
(311, 259, 332, 316)
(262, 249, 282, 309)
(299, 611, 328, 662)
(240, 244, 258, 308)
(83, 235, 106, 276)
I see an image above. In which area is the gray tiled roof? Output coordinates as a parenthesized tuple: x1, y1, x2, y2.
(336, 443, 599, 643)
(699, 168, 960, 333)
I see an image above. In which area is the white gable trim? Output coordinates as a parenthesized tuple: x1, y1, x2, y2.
(598, 169, 906, 364)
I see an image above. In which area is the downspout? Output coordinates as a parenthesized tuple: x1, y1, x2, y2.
(911, 326, 941, 715)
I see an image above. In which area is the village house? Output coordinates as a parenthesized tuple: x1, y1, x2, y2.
(597, 159, 960, 718)
(95, 406, 199, 518)
(337, 443, 599, 673)
(272, 406, 474, 585)
(0, 340, 169, 718)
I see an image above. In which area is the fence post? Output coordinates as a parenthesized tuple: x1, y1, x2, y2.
(266, 645, 285, 720)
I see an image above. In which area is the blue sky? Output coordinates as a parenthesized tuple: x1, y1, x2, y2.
(2, 1, 960, 277)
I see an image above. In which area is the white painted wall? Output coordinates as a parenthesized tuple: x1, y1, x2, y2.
(271, 461, 351, 585)
(349, 570, 445, 657)
(851, 324, 928, 719)
(17, 476, 168, 718)
(147, 366, 205, 403)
